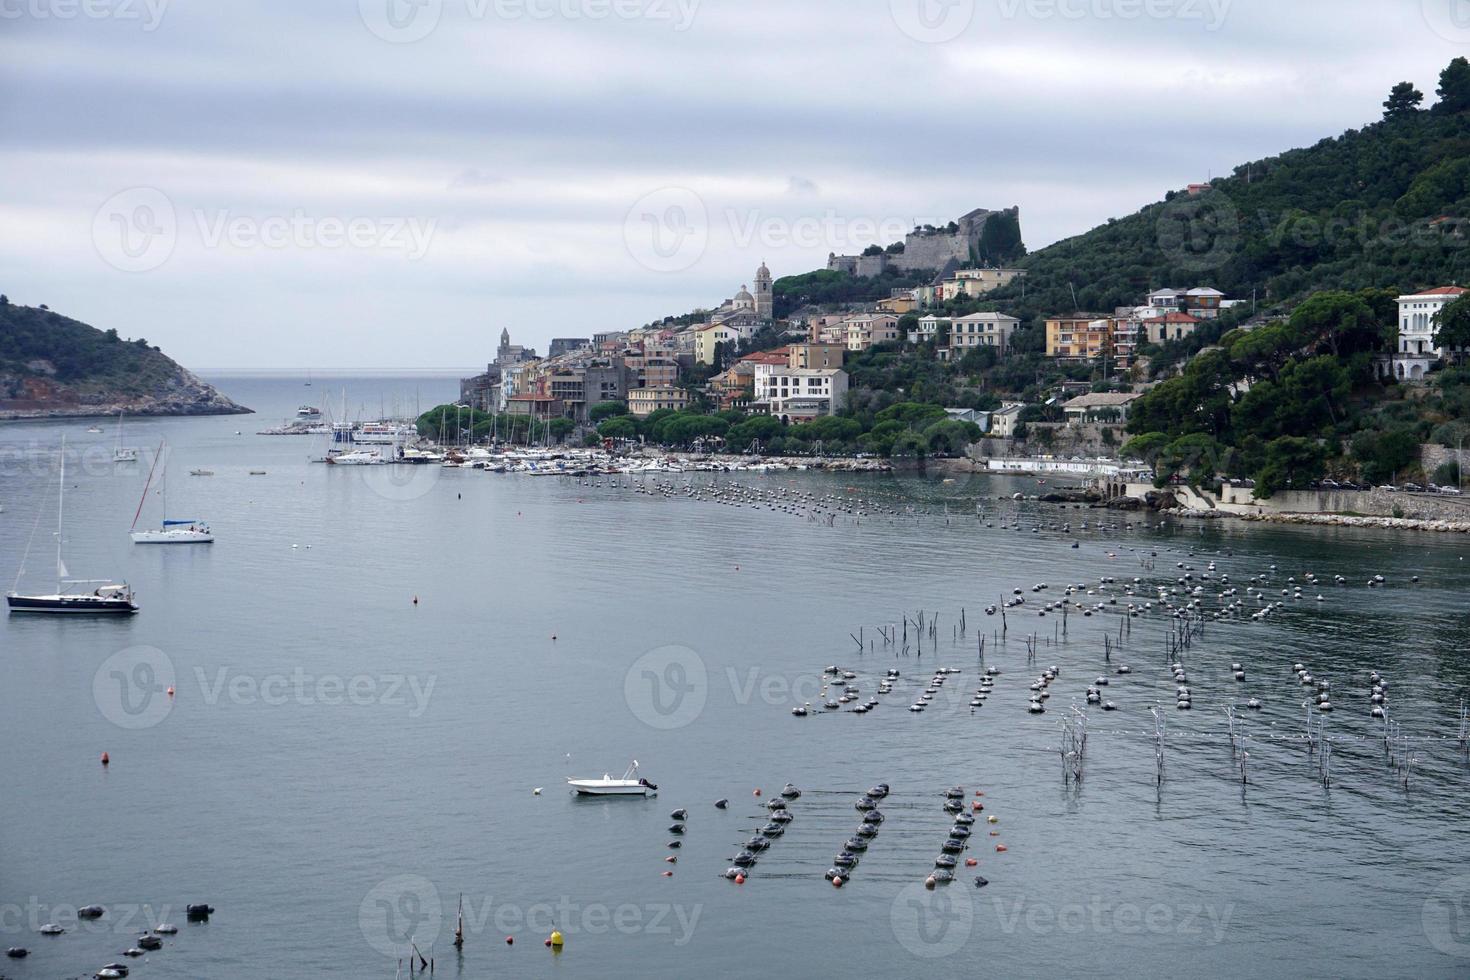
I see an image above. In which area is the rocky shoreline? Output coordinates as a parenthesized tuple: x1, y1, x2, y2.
(1240, 512, 1470, 533)
(0, 368, 250, 421)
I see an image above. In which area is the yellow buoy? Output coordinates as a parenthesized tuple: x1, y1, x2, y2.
(987, 815, 998, 824)
(549, 930, 564, 948)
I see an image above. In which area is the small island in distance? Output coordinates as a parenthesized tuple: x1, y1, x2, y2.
(0, 293, 249, 420)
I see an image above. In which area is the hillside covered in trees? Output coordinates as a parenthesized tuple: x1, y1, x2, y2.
(0, 295, 249, 417)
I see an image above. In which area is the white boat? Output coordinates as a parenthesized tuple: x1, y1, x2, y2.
(567, 762, 657, 797)
(353, 422, 416, 445)
(296, 405, 322, 418)
(325, 449, 385, 465)
(130, 440, 215, 543)
(9, 437, 138, 614)
(113, 412, 138, 462)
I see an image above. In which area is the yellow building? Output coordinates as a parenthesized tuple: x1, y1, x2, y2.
(788, 342, 845, 371)
(693, 324, 740, 365)
(1046, 316, 1111, 360)
(628, 386, 690, 417)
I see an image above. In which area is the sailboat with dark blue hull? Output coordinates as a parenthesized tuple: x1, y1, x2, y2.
(7, 438, 138, 614)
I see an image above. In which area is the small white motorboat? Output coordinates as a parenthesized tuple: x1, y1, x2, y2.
(567, 761, 657, 797)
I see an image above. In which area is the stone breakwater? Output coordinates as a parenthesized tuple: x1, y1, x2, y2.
(1242, 512, 1470, 533)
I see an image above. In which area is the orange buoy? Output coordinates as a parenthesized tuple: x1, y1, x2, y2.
(831, 876, 843, 888)
(996, 844, 1008, 852)
(166, 687, 175, 697)
(972, 802, 982, 811)
(734, 874, 745, 884)
(661, 870, 673, 877)
(753, 788, 761, 797)
(965, 858, 978, 867)
(664, 856, 677, 863)
(100, 752, 109, 766)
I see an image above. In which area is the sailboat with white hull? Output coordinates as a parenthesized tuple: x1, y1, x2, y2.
(130, 440, 214, 543)
(8, 438, 139, 613)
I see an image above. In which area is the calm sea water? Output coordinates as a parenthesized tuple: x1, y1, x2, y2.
(2, 374, 1470, 979)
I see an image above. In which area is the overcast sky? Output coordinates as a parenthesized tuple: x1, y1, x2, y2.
(0, 0, 1464, 370)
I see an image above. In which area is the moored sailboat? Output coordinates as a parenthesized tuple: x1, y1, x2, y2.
(8, 438, 138, 614)
(129, 440, 214, 543)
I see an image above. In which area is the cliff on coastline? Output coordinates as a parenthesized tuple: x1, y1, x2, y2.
(0, 296, 250, 419)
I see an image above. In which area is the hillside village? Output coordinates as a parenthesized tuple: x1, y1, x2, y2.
(451, 60, 1470, 500)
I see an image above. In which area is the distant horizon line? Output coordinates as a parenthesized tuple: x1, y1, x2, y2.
(198, 368, 477, 376)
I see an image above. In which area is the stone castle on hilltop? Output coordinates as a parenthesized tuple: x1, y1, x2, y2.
(828, 206, 1024, 278)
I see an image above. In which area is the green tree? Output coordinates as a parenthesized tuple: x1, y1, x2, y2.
(1383, 81, 1424, 119)
(588, 400, 628, 423)
(1352, 428, 1420, 484)
(1253, 436, 1326, 498)
(1437, 57, 1470, 114)
(597, 416, 640, 441)
(548, 417, 576, 443)
(1434, 294, 1470, 361)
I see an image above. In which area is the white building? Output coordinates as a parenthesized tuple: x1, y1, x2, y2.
(949, 312, 1020, 355)
(752, 365, 849, 422)
(989, 403, 1026, 439)
(1380, 285, 1469, 382)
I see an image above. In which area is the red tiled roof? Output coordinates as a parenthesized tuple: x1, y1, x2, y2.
(1407, 286, 1469, 297)
(1141, 312, 1202, 324)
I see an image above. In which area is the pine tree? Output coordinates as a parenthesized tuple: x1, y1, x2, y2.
(1383, 81, 1424, 119)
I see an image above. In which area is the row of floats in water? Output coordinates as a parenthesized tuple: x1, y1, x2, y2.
(6, 904, 214, 978)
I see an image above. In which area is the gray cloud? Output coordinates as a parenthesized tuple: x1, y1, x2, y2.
(0, 0, 1459, 368)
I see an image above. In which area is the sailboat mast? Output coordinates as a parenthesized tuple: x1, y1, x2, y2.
(56, 436, 66, 591)
(132, 440, 164, 532)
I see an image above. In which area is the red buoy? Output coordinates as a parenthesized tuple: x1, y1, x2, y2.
(506, 937, 514, 946)
(100, 752, 109, 766)
(166, 687, 175, 697)
(753, 788, 761, 797)
(734, 874, 745, 884)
